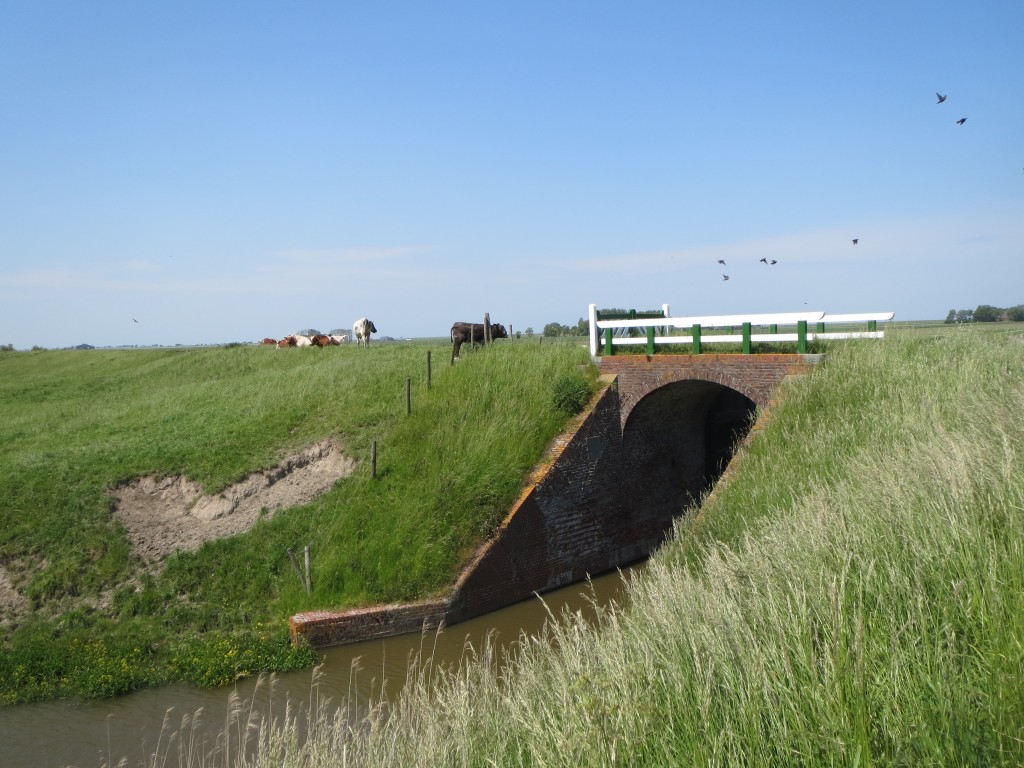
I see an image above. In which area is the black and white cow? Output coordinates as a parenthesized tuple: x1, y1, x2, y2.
(353, 318, 377, 348)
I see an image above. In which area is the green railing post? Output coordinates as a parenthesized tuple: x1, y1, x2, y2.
(646, 326, 655, 356)
(868, 319, 877, 331)
(797, 320, 808, 353)
(604, 327, 614, 356)
(692, 324, 702, 355)
(742, 322, 752, 354)
(816, 321, 825, 333)
(770, 323, 778, 334)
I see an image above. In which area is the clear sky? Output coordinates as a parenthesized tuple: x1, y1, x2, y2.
(2, 1, 1022, 349)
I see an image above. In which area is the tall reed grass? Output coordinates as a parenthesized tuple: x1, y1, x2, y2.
(146, 329, 1023, 766)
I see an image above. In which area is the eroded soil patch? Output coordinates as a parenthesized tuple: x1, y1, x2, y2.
(112, 439, 356, 565)
(0, 564, 27, 625)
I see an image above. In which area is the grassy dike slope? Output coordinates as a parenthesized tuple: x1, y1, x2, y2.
(274, 329, 1024, 767)
(0, 340, 595, 704)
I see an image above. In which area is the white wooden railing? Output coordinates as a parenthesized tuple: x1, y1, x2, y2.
(588, 304, 895, 356)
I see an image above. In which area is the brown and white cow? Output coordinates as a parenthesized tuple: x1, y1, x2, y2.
(450, 321, 509, 361)
(353, 318, 377, 348)
(260, 337, 277, 346)
(310, 334, 332, 347)
(277, 336, 297, 348)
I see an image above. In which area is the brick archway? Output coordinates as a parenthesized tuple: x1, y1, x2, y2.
(599, 353, 812, 427)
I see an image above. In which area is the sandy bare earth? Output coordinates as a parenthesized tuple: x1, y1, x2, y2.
(0, 440, 356, 627)
(112, 439, 356, 564)
(0, 564, 25, 622)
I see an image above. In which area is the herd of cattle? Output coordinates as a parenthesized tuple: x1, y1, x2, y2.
(259, 317, 509, 360)
(261, 318, 378, 349)
(262, 334, 348, 348)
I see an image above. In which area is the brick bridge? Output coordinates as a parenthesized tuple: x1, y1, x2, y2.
(290, 353, 816, 648)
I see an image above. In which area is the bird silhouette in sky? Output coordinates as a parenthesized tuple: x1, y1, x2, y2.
(759, 257, 768, 264)
(770, 260, 778, 265)
(852, 238, 859, 245)
(132, 318, 140, 323)
(936, 92, 947, 104)
(717, 259, 726, 265)
(722, 274, 730, 281)
(956, 117, 967, 125)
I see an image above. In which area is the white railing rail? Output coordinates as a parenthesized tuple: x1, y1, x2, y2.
(588, 304, 895, 356)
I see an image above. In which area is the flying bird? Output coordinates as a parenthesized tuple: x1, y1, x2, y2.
(132, 318, 140, 323)
(936, 92, 947, 104)
(717, 259, 726, 265)
(722, 274, 730, 281)
(956, 117, 967, 125)
(770, 260, 778, 265)
(852, 238, 859, 245)
(759, 257, 768, 264)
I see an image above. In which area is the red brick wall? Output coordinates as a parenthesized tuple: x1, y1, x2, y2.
(600, 354, 810, 420)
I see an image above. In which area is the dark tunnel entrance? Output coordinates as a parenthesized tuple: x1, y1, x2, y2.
(616, 380, 756, 532)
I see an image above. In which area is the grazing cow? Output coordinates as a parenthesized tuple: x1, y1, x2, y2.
(310, 334, 332, 348)
(294, 334, 313, 347)
(328, 334, 348, 345)
(260, 338, 277, 346)
(450, 321, 509, 361)
(277, 336, 297, 348)
(353, 318, 377, 348)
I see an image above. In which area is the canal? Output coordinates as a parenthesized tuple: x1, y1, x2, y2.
(0, 567, 635, 768)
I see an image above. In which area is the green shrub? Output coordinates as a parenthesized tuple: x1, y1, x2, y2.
(551, 371, 592, 415)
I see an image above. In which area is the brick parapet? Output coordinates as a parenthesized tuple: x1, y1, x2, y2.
(599, 354, 811, 425)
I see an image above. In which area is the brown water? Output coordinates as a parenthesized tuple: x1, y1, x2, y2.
(0, 567, 636, 768)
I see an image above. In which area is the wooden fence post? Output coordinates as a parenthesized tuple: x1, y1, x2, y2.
(484, 313, 491, 345)
(303, 545, 312, 594)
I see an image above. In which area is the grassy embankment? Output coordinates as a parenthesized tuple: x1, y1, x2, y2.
(209, 328, 1023, 767)
(0, 339, 595, 704)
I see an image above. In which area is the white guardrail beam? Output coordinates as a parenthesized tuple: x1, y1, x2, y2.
(587, 304, 895, 356)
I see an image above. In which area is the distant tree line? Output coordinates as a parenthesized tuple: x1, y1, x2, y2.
(543, 308, 667, 339)
(543, 318, 589, 337)
(945, 304, 1024, 324)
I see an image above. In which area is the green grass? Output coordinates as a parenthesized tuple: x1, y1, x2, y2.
(178, 327, 1023, 767)
(0, 339, 595, 704)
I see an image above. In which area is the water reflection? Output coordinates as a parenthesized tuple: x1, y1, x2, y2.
(0, 566, 636, 768)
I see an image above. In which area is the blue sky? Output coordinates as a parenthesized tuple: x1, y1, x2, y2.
(2, 1, 1022, 348)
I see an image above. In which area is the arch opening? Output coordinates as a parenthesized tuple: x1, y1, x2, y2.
(617, 380, 756, 528)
